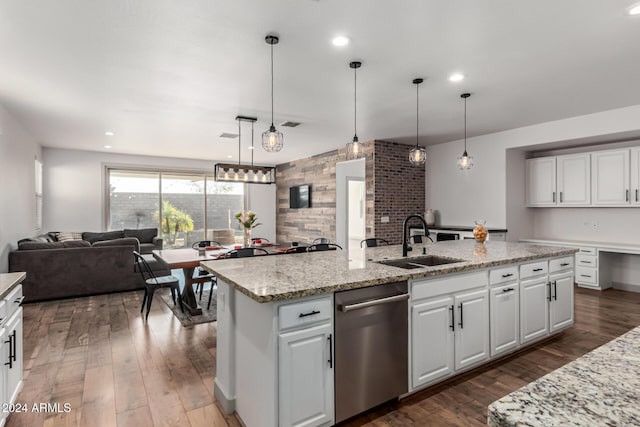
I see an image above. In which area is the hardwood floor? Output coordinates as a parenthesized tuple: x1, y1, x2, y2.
(7, 286, 640, 427)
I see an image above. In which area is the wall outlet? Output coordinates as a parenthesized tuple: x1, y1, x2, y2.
(381, 216, 389, 223)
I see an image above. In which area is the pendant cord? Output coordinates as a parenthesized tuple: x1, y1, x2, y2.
(270, 42, 274, 127)
(416, 83, 419, 148)
(238, 119, 241, 166)
(354, 66, 357, 139)
(464, 96, 467, 153)
(251, 121, 254, 166)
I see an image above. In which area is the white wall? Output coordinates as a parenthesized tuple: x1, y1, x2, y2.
(0, 104, 42, 272)
(427, 103, 640, 240)
(247, 183, 276, 242)
(43, 148, 277, 236)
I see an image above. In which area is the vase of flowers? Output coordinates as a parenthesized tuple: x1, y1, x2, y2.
(235, 211, 261, 247)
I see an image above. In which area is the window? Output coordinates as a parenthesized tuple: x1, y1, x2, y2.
(107, 168, 245, 248)
(35, 159, 43, 230)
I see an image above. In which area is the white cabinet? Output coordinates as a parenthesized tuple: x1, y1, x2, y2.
(549, 271, 574, 332)
(411, 272, 488, 390)
(454, 289, 489, 370)
(411, 296, 454, 387)
(278, 322, 333, 427)
(526, 157, 557, 206)
(631, 147, 640, 205)
(490, 283, 519, 357)
(591, 149, 630, 205)
(557, 153, 591, 205)
(4, 308, 23, 407)
(520, 276, 550, 345)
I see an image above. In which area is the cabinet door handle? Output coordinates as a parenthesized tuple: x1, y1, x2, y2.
(299, 310, 320, 318)
(560, 263, 570, 266)
(501, 273, 513, 278)
(14, 296, 25, 305)
(553, 280, 558, 301)
(502, 288, 514, 293)
(4, 336, 12, 369)
(327, 334, 333, 368)
(449, 305, 455, 331)
(580, 260, 592, 264)
(547, 282, 552, 301)
(559, 191, 563, 203)
(626, 189, 629, 202)
(533, 268, 544, 272)
(636, 189, 639, 202)
(458, 303, 464, 329)
(552, 192, 556, 203)
(580, 274, 592, 278)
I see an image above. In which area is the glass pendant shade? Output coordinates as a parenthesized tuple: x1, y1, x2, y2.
(346, 137, 364, 160)
(457, 151, 474, 170)
(262, 125, 283, 152)
(409, 146, 427, 165)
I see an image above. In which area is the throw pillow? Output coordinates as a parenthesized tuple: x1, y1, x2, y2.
(123, 228, 157, 244)
(56, 232, 83, 242)
(17, 240, 90, 250)
(81, 230, 124, 244)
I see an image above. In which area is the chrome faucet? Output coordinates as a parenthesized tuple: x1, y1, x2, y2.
(402, 214, 429, 257)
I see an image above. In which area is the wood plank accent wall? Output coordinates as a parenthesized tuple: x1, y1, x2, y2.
(275, 140, 424, 245)
(275, 143, 375, 244)
(374, 140, 426, 244)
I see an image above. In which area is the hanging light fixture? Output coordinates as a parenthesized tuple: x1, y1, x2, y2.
(456, 93, 474, 170)
(346, 61, 365, 160)
(409, 78, 426, 166)
(215, 116, 276, 184)
(262, 35, 284, 152)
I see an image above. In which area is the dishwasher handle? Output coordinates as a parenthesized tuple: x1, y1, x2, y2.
(337, 293, 409, 313)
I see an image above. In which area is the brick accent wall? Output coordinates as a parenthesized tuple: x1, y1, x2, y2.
(275, 140, 425, 245)
(373, 141, 425, 244)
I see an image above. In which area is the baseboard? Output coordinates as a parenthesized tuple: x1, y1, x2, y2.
(214, 378, 236, 414)
(611, 281, 640, 293)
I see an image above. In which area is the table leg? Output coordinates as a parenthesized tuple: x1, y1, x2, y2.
(180, 266, 203, 316)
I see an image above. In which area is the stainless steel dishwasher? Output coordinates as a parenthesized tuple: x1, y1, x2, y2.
(334, 281, 409, 423)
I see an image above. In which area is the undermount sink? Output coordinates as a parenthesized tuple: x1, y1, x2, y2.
(378, 255, 466, 270)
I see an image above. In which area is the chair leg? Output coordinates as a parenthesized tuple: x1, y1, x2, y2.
(145, 287, 156, 320)
(207, 279, 217, 310)
(176, 286, 184, 313)
(170, 287, 176, 305)
(140, 288, 148, 313)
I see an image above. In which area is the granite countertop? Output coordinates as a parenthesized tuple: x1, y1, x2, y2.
(488, 325, 640, 426)
(201, 240, 577, 303)
(521, 237, 640, 252)
(0, 272, 26, 299)
(431, 225, 508, 232)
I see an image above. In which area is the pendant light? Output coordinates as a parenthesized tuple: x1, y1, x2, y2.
(346, 61, 364, 160)
(262, 35, 283, 152)
(456, 93, 474, 170)
(409, 78, 426, 166)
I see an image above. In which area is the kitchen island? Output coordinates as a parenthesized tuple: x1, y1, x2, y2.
(201, 240, 577, 427)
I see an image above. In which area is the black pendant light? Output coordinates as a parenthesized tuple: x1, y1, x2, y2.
(346, 61, 365, 160)
(262, 35, 283, 152)
(456, 93, 474, 170)
(409, 78, 426, 166)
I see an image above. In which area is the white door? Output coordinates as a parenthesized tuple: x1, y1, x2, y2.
(411, 296, 454, 389)
(592, 149, 630, 205)
(526, 157, 557, 206)
(557, 153, 590, 205)
(278, 322, 333, 427)
(490, 283, 520, 357)
(347, 179, 366, 250)
(631, 147, 640, 206)
(5, 308, 22, 405)
(454, 289, 489, 371)
(549, 272, 575, 332)
(520, 277, 550, 344)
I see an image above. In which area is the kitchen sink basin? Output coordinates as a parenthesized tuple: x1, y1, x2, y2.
(378, 255, 466, 270)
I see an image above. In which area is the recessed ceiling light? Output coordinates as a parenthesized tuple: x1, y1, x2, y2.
(449, 73, 465, 82)
(332, 36, 350, 47)
(248, 146, 255, 150)
(629, 3, 640, 14)
(227, 155, 233, 159)
(104, 131, 115, 136)
(104, 145, 112, 149)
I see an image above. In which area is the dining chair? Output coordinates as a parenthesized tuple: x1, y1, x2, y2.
(360, 238, 390, 248)
(224, 247, 270, 258)
(307, 243, 343, 252)
(191, 240, 222, 249)
(312, 237, 330, 245)
(283, 246, 308, 254)
(134, 251, 183, 320)
(190, 240, 221, 305)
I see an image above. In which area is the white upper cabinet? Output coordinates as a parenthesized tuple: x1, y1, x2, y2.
(591, 149, 630, 206)
(631, 147, 640, 206)
(526, 157, 557, 207)
(557, 153, 591, 205)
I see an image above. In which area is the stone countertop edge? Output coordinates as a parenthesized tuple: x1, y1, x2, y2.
(0, 272, 26, 299)
(487, 325, 640, 427)
(201, 242, 578, 303)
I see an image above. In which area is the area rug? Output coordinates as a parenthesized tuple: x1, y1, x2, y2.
(159, 287, 217, 327)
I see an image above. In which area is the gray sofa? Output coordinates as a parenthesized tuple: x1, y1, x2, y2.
(9, 229, 169, 302)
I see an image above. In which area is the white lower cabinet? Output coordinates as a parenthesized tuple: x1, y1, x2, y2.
(411, 271, 489, 390)
(278, 322, 333, 427)
(4, 308, 23, 408)
(490, 283, 520, 357)
(549, 271, 574, 332)
(520, 276, 550, 344)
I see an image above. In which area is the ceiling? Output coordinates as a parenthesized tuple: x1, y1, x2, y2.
(1, 0, 639, 165)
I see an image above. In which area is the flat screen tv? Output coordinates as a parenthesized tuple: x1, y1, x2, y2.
(290, 185, 311, 208)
